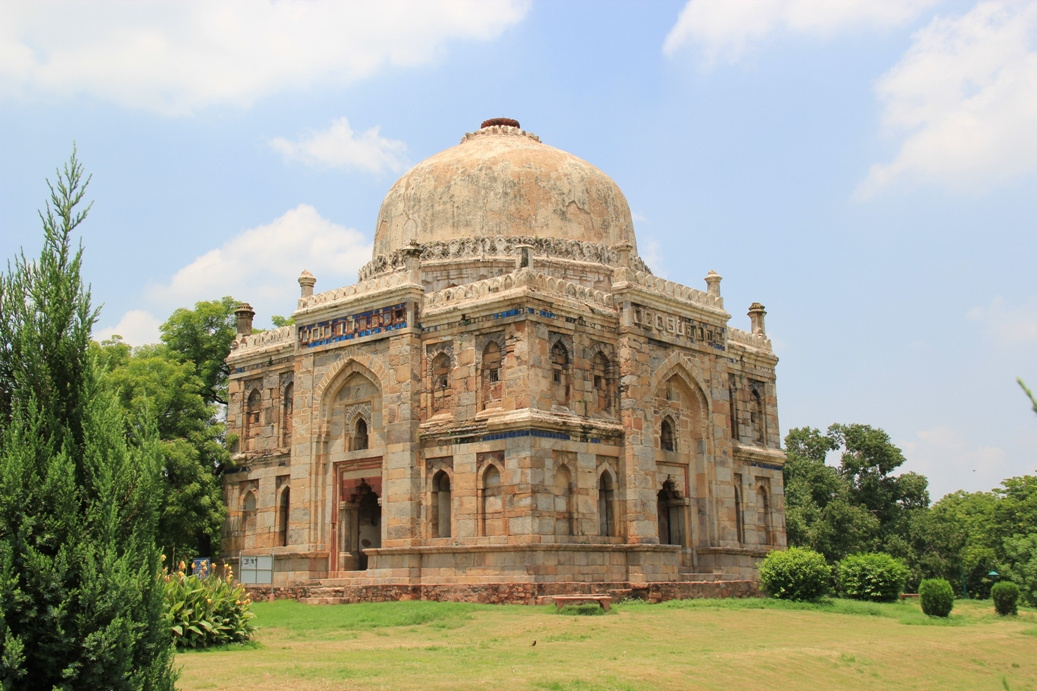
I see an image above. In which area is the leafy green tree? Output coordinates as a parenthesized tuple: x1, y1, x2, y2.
(829, 424, 930, 540)
(270, 315, 294, 327)
(910, 490, 999, 597)
(0, 153, 176, 688)
(1001, 534, 1037, 606)
(784, 425, 926, 563)
(94, 338, 228, 561)
(992, 475, 1037, 604)
(160, 297, 238, 406)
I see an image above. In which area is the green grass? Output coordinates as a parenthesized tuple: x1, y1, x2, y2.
(251, 599, 480, 638)
(625, 595, 974, 625)
(177, 597, 1037, 690)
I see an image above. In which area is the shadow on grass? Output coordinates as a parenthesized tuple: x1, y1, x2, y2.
(177, 640, 263, 654)
(557, 603, 609, 616)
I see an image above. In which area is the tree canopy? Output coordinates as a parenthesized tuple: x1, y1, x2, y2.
(783, 424, 928, 565)
(159, 296, 238, 406)
(784, 422, 1037, 600)
(94, 337, 228, 560)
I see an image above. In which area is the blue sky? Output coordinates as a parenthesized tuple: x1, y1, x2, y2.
(1, 0, 1035, 499)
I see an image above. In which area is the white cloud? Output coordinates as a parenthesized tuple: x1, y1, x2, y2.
(148, 204, 371, 312)
(94, 309, 163, 347)
(967, 295, 1037, 344)
(663, 0, 936, 64)
(901, 425, 1010, 499)
(270, 117, 409, 175)
(639, 238, 667, 278)
(858, 1, 1037, 198)
(0, 0, 529, 116)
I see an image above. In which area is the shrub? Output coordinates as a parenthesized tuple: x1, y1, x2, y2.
(991, 581, 1020, 616)
(836, 553, 908, 602)
(918, 578, 954, 617)
(758, 547, 830, 601)
(164, 561, 256, 648)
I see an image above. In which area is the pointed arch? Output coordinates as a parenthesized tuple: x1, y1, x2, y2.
(240, 488, 258, 538)
(351, 417, 369, 451)
(277, 485, 291, 547)
(756, 481, 771, 545)
(598, 468, 617, 537)
(660, 415, 677, 452)
(280, 380, 294, 448)
(480, 336, 504, 410)
(430, 469, 452, 538)
(244, 388, 262, 451)
(657, 478, 684, 546)
(480, 463, 505, 537)
(650, 353, 712, 421)
(314, 355, 389, 415)
(318, 358, 383, 458)
(552, 463, 574, 537)
(749, 386, 766, 446)
(591, 350, 614, 414)
(431, 351, 452, 413)
(734, 473, 745, 544)
(549, 338, 571, 406)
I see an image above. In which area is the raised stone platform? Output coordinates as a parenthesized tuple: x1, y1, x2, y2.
(248, 578, 760, 606)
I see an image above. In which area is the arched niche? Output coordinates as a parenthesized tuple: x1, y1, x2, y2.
(323, 369, 382, 459)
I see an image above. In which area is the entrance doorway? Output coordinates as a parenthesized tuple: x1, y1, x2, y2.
(355, 482, 381, 570)
(657, 478, 685, 546)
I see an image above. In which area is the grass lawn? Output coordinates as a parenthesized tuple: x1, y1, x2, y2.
(176, 597, 1037, 690)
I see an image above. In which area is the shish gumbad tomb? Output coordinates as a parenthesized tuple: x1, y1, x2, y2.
(222, 118, 786, 602)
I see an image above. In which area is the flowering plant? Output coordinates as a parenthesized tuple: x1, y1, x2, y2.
(163, 560, 255, 648)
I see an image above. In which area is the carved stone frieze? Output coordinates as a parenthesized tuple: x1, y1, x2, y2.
(358, 235, 651, 282)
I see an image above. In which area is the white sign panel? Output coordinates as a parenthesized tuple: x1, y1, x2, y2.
(239, 555, 274, 585)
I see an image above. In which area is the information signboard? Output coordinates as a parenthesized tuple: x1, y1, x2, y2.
(239, 555, 274, 585)
(192, 558, 211, 579)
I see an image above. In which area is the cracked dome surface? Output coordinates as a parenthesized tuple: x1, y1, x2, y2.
(373, 123, 638, 258)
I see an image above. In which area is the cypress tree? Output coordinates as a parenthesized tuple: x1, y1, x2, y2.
(0, 152, 176, 689)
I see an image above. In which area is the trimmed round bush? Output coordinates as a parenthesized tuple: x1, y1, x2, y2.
(759, 547, 830, 601)
(836, 553, 908, 602)
(991, 581, 1020, 616)
(918, 578, 954, 617)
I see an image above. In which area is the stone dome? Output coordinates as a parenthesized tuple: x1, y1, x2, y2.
(373, 120, 638, 257)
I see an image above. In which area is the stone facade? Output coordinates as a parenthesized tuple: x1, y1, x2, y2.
(222, 120, 786, 599)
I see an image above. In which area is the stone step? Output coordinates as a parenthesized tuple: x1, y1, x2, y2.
(319, 575, 372, 586)
(300, 597, 351, 606)
(677, 571, 721, 582)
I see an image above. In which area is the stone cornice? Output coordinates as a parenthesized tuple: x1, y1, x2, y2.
(613, 270, 729, 324)
(228, 324, 296, 361)
(728, 327, 773, 354)
(294, 272, 423, 319)
(421, 269, 615, 319)
(732, 442, 786, 468)
(420, 407, 624, 444)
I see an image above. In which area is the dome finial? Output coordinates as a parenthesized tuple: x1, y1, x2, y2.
(481, 117, 520, 129)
